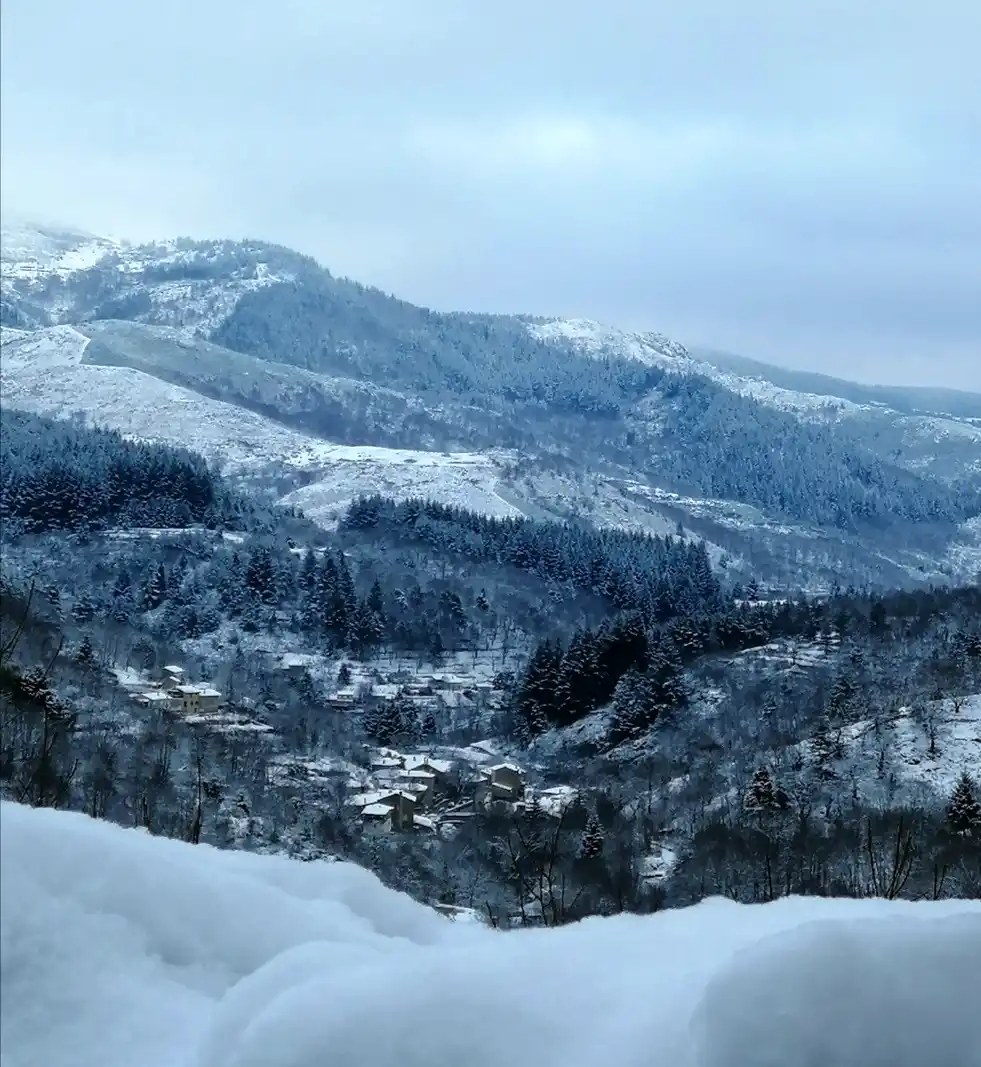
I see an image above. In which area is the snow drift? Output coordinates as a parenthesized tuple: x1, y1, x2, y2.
(1, 802, 979, 1067)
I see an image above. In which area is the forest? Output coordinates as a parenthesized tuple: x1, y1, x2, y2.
(1, 406, 979, 921)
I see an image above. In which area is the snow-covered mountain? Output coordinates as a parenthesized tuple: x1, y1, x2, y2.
(3, 220, 980, 590)
(534, 317, 981, 483)
(0, 218, 122, 276)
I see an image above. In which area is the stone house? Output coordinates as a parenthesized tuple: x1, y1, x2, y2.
(398, 769, 437, 808)
(352, 789, 418, 832)
(195, 687, 223, 713)
(157, 664, 185, 686)
(170, 684, 203, 713)
(475, 762, 526, 805)
(133, 690, 176, 712)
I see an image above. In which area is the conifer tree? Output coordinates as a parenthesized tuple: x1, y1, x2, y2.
(579, 812, 605, 860)
(744, 768, 777, 813)
(946, 773, 981, 836)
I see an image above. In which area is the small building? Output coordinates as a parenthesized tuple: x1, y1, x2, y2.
(169, 684, 202, 713)
(370, 683, 400, 700)
(158, 664, 185, 685)
(476, 762, 526, 805)
(195, 686, 223, 713)
(133, 690, 175, 711)
(431, 673, 469, 692)
(349, 789, 417, 831)
(361, 803, 399, 835)
(279, 653, 316, 680)
(398, 769, 437, 807)
(403, 755, 455, 787)
(371, 755, 404, 772)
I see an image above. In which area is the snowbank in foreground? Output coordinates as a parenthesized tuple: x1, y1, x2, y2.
(1, 803, 979, 1067)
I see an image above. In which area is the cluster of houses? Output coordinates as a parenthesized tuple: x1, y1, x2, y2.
(345, 748, 529, 835)
(128, 664, 224, 716)
(273, 653, 500, 715)
(118, 655, 547, 838)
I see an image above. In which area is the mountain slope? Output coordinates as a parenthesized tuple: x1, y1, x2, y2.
(692, 346, 981, 420)
(2, 221, 980, 589)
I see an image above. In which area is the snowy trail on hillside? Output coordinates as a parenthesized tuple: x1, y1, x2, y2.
(2, 802, 980, 1067)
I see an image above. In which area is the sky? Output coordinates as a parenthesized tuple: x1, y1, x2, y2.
(2, 1, 979, 390)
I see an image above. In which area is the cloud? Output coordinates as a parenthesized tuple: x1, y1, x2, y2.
(1, 0, 978, 388)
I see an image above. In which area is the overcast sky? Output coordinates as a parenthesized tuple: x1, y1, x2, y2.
(2, 1, 979, 389)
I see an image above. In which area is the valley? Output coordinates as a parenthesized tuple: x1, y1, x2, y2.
(1, 221, 980, 924)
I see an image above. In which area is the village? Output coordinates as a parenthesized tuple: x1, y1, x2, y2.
(115, 655, 582, 841)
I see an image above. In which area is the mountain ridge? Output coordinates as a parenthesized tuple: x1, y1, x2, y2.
(2, 221, 980, 590)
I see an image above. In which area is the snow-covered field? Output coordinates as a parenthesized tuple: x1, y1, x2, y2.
(2, 802, 980, 1067)
(280, 448, 522, 526)
(1, 325, 521, 519)
(0, 323, 91, 368)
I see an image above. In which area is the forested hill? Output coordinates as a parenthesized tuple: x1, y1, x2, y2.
(343, 495, 723, 620)
(0, 409, 285, 534)
(3, 224, 980, 588)
(651, 375, 981, 529)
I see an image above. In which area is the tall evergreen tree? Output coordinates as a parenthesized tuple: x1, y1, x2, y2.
(946, 773, 981, 836)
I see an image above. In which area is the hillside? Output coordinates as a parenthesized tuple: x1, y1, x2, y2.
(2, 412, 979, 920)
(692, 346, 981, 420)
(3, 222, 980, 591)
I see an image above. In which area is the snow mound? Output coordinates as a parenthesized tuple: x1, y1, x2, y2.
(2, 801, 979, 1067)
(0, 802, 465, 1067)
(694, 913, 981, 1067)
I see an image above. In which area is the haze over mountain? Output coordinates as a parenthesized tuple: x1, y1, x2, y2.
(2, 2, 979, 389)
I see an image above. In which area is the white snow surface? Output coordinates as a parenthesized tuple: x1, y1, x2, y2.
(0, 327, 520, 520)
(0, 323, 91, 368)
(529, 317, 690, 368)
(280, 448, 522, 525)
(0, 220, 121, 279)
(3, 802, 980, 1067)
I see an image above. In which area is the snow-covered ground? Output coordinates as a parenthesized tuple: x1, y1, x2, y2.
(0, 323, 91, 368)
(837, 694, 981, 800)
(2, 802, 979, 1067)
(280, 448, 522, 526)
(528, 317, 690, 367)
(0, 349, 329, 472)
(0, 220, 121, 279)
(0, 326, 522, 520)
